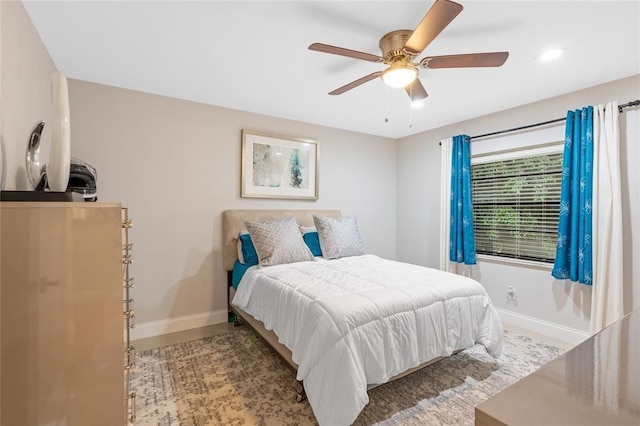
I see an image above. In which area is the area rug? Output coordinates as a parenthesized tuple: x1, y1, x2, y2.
(132, 327, 565, 426)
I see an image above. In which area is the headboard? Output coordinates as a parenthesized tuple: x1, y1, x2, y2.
(222, 209, 342, 271)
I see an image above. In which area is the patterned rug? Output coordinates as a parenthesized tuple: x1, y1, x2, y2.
(132, 327, 565, 425)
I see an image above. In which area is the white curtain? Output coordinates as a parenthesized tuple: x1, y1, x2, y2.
(440, 137, 475, 277)
(591, 102, 624, 334)
(440, 137, 453, 271)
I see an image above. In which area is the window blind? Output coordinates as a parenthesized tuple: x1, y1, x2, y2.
(471, 151, 563, 263)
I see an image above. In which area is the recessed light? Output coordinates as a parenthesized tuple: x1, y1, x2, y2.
(538, 48, 565, 62)
(411, 100, 425, 109)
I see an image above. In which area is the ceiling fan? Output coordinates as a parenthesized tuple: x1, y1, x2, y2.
(309, 0, 509, 103)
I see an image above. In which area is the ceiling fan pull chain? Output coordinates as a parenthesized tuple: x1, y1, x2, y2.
(408, 85, 413, 128)
(384, 84, 391, 123)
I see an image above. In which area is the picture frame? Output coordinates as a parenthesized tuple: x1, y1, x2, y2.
(241, 130, 319, 200)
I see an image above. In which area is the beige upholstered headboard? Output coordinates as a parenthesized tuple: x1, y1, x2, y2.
(222, 209, 342, 271)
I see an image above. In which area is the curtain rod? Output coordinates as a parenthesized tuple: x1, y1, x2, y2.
(439, 99, 640, 144)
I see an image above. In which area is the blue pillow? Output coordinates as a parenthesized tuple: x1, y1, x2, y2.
(303, 231, 323, 257)
(232, 260, 253, 289)
(239, 233, 259, 266)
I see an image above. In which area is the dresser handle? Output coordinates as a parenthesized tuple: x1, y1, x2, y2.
(123, 243, 134, 251)
(123, 299, 134, 312)
(124, 278, 135, 288)
(124, 345, 136, 370)
(128, 318, 136, 329)
(122, 219, 133, 229)
(126, 393, 136, 423)
(124, 310, 136, 329)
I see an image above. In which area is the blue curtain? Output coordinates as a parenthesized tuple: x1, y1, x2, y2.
(450, 135, 477, 265)
(552, 107, 593, 284)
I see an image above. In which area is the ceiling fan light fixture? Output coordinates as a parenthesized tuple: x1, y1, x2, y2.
(382, 62, 418, 88)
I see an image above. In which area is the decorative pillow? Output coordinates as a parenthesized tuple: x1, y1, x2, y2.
(299, 226, 316, 234)
(313, 215, 365, 259)
(236, 231, 259, 266)
(245, 217, 314, 266)
(299, 226, 322, 257)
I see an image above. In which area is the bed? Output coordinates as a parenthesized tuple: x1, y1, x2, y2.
(223, 209, 503, 426)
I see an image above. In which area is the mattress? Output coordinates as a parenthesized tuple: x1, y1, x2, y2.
(232, 254, 503, 425)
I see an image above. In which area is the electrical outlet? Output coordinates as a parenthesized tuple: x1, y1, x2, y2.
(506, 286, 517, 301)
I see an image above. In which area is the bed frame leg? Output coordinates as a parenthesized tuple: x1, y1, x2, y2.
(229, 310, 243, 327)
(295, 381, 306, 403)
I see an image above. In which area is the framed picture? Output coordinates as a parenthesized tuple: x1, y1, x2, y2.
(241, 130, 319, 200)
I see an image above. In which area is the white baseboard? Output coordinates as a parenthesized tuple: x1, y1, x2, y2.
(130, 307, 591, 346)
(131, 309, 229, 340)
(496, 307, 590, 346)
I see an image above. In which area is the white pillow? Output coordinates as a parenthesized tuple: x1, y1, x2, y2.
(244, 217, 314, 266)
(312, 215, 365, 259)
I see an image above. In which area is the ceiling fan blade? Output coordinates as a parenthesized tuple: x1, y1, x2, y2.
(329, 72, 383, 95)
(405, 79, 429, 102)
(309, 43, 383, 63)
(404, 0, 464, 55)
(422, 52, 509, 68)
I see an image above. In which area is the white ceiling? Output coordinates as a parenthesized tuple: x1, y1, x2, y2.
(23, 1, 640, 139)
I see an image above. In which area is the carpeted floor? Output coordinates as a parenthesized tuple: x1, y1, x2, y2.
(132, 327, 565, 426)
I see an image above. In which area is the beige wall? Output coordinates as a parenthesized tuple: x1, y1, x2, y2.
(397, 75, 640, 337)
(68, 80, 397, 334)
(0, 0, 57, 190)
(3, 0, 396, 337)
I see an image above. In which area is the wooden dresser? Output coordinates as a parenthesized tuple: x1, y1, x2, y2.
(475, 309, 640, 425)
(0, 202, 134, 425)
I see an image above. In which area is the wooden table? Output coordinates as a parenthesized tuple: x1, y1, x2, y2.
(475, 309, 640, 425)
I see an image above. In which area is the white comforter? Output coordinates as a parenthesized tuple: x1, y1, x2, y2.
(232, 255, 503, 426)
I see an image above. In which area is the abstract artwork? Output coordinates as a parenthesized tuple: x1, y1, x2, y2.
(241, 130, 318, 199)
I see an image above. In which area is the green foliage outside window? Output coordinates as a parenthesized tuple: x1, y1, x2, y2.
(471, 151, 563, 263)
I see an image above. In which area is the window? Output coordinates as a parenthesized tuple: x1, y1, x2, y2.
(471, 147, 563, 263)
